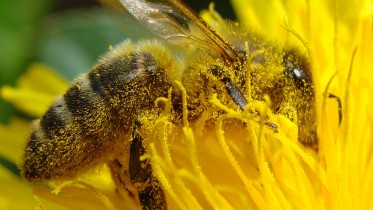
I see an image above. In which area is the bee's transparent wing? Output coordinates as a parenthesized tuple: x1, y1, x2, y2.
(118, 0, 239, 61)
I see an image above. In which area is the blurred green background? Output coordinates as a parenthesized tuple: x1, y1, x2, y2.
(0, 0, 235, 123)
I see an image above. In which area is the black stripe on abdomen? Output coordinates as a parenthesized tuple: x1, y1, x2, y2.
(64, 84, 92, 118)
(40, 97, 68, 139)
(88, 72, 107, 99)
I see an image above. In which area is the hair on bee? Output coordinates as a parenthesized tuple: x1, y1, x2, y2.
(22, 0, 317, 209)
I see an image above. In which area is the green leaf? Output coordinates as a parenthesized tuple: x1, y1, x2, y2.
(0, 0, 55, 123)
(36, 8, 133, 80)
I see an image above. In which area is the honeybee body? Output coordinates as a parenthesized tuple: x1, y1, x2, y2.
(24, 41, 171, 180)
(23, 1, 317, 209)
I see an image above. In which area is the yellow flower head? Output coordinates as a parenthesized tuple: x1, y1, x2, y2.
(1, 0, 372, 209)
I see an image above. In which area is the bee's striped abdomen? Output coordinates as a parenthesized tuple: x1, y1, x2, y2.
(22, 41, 178, 210)
(23, 72, 121, 181)
(22, 41, 177, 184)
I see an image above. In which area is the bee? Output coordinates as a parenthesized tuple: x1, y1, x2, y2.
(22, 0, 316, 209)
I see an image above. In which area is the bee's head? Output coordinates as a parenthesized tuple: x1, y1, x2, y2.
(280, 48, 317, 146)
(228, 43, 318, 146)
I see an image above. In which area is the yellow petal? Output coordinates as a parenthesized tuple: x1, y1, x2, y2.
(0, 63, 69, 117)
(17, 63, 69, 95)
(0, 118, 30, 162)
(1, 86, 56, 117)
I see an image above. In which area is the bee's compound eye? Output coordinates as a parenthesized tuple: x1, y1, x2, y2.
(283, 51, 312, 89)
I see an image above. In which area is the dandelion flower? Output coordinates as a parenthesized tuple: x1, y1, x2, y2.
(1, 0, 372, 209)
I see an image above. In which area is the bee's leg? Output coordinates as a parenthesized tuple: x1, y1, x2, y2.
(129, 120, 166, 210)
(107, 159, 136, 199)
(209, 65, 248, 110)
(223, 77, 248, 110)
(328, 93, 342, 126)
